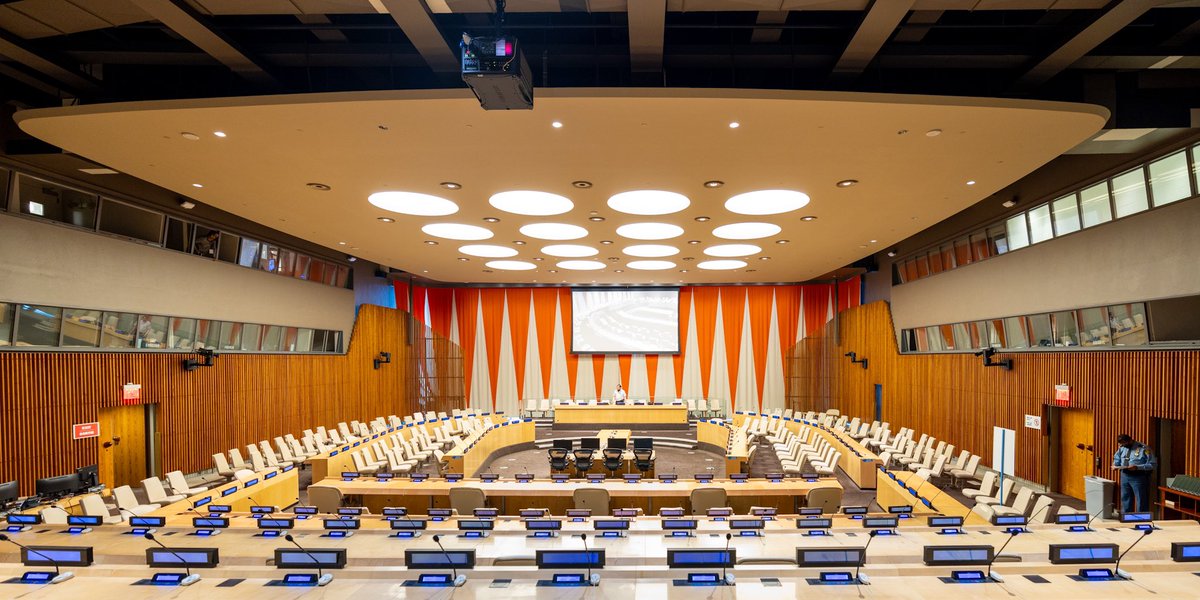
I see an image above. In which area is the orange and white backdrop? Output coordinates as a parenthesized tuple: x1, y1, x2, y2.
(395, 280, 860, 416)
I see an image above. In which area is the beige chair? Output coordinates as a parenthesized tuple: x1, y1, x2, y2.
(80, 494, 123, 524)
(228, 448, 249, 470)
(40, 506, 69, 524)
(689, 487, 728, 515)
(212, 453, 237, 478)
(166, 471, 209, 495)
(142, 476, 185, 504)
(963, 471, 996, 500)
(449, 487, 487, 515)
(950, 455, 981, 487)
(990, 487, 1036, 517)
(113, 485, 159, 516)
(572, 487, 611, 514)
(307, 485, 343, 513)
(805, 487, 843, 513)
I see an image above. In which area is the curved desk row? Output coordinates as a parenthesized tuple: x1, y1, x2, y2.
(735, 411, 880, 489)
(554, 404, 689, 429)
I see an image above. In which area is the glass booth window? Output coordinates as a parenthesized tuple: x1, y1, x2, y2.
(1051, 194, 1081, 236)
(1005, 213, 1029, 251)
(1051, 311, 1079, 347)
(168, 317, 196, 350)
(238, 239, 261, 268)
(1003, 317, 1029, 349)
(136, 315, 170, 349)
(217, 232, 240, 263)
(1111, 168, 1149, 218)
(1148, 150, 1192, 207)
(0, 302, 13, 346)
(194, 319, 221, 350)
(100, 312, 138, 349)
(1028, 203, 1053, 244)
(1108, 303, 1148, 346)
(968, 321, 989, 350)
(193, 227, 220, 258)
(1028, 313, 1053, 348)
(1076, 307, 1110, 347)
(218, 322, 242, 350)
(951, 323, 971, 350)
(1079, 182, 1113, 228)
(98, 199, 164, 244)
(295, 328, 314, 352)
(261, 325, 284, 352)
(986, 224, 1008, 255)
(61, 308, 101, 347)
(240, 323, 263, 351)
(16, 174, 98, 229)
(987, 319, 1006, 348)
(164, 218, 195, 252)
(16, 304, 62, 346)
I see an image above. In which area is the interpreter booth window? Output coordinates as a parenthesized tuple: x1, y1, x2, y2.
(954, 239, 972, 267)
(217, 232, 240, 263)
(194, 320, 221, 350)
(310, 330, 328, 352)
(277, 249, 296, 277)
(295, 328, 314, 352)
(238, 238, 261, 268)
(100, 312, 138, 349)
(16, 304, 62, 347)
(240, 323, 263, 351)
(1005, 213, 1029, 251)
(1077, 307, 1110, 347)
(260, 325, 284, 351)
(307, 259, 326, 283)
(164, 217, 195, 252)
(1051, 194, 1081, 236)
(1108, 303, 1148, 346)
(1111, 168, 1149, 218)
(136, 315, 171, 349)
(192, 225, 220, 258)
(1027, 203, 1053, 245)
(925, 327, 946, 351)
(951, 323, 971, 350)
(1027, 313, 1053, 348)
(98, 198, 164, 244)
(968, 321, 990, 350)
(986, 224, 1009, 255)
(258, 245, 280, 273)
(1003, 317, 1030, 349)
(1148, 150, 1192, 207)
(1051, 311, 1080, 347)
(281, 327, 299, 352)
(61, 308, 101, 347)
(987, 319, 1007, 348)
(899, 329, 916, 352)
(15, 174, 98, 229)
(1079, 182, 1113, 228)
(294, 255, 311, 280)
(0, 302, 13, 346)
(168, 317, 196, 350)
(218, 322, 242, 350)
(969, 232, 991, 262)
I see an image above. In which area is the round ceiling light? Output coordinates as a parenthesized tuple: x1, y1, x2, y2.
(698, 259, 748, 270)
(459, 244, 518, 258)
(520, 223, 588, 240)
(704, 244, 761, 257)
(623, 244, 679, 258)
(724, 189, 810, 216)
(556, 260, 606, 271)
(421, 223, 494, 240)
(542, 244, 598, 258)
(616, 222, 684, 240)
(607, 190, 690, 216)
(489, 191, 573, 216)
(369, 191, 459, 216)
(627, 260, 676, 271)
(712, 222, 782, 240)
(485, 260, 536, 271)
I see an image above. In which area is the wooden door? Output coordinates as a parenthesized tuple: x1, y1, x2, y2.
(1058, 409, 1095, 500)
(97, 405, 147, 489)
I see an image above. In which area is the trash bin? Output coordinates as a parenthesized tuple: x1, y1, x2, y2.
(1084, 475, 1115, 520)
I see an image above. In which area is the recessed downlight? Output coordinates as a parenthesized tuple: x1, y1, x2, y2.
(423, 240, 437, 245)
(181, 132, 200, 141)
(556, 260, 605, 271)
(551, 121, 563, 129)
(694, 216, 710, 222)
(627, 260, 676, 271)
(728, 122, 740, 129)
(377, 217, 395, 223)
(588, 216, 605, 222)
(542, 244, 599, 258)
(704, 244, 761, 257)
(440, 182, 462, 190)
(725, 189, 810, 215)
(513, 240, 527, 245)
(967, 180, 977, 186)
(800, 216, 817, 221)
(607, 190, 690, 216)
(459, 245, 518, 258)
(486, 260, 536, 271)
(776, 239, 790, 244)
(421, 223, 493, 240)
(600, 240, 614, 245)
(192, 183, 203, 188)
(489, 191, 573, 216)
(687, 240, 701, 245)
(482, 217, 500, 223)
(698, 259, 747, 270)
(520, 223, 588, 240)
(704, 180, 724, 188)
(623, 244, 679, 258)
(712, 222, 782, 240)
(836, 179, 858, 188)
(616, 222, 684, 240)
(369, 191, 459, 216)
(213, 131, 227, 138)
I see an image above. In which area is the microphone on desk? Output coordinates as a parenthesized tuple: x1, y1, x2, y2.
(578, 533, 600, 586)
(143, 532, 199, 586)
(1114, 528, 1152, 580)
(431, 535, 466, 587)
(722, 532, 735, 586)
(0, 533, 74, 583)
(985, 527, 1022, 583)
(855, 530, 878, 585)
(1084, 506, 1105, 532)
(116, 506, 154, 531)
(285, 534, 332, 586)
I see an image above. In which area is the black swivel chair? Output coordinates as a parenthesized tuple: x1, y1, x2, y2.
(548, 448, 569, 473)
(573, 449, 595, 477)
(602, 448, 624, 476)
(633, 449, 654, 475)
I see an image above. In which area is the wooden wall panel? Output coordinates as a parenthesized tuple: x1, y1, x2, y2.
(0, 305, 465, 495)
(788, 301, 1200, 485)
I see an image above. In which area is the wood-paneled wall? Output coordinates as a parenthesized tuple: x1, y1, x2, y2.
(0, 305, 465, 494)
(788, 301, 1199, 485)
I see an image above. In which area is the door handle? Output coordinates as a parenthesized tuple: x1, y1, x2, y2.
(1085, 445, 1094, 452)
(1076, 443, 1085, 450)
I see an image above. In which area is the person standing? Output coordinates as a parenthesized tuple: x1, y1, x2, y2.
(1112, 433, 1156, 513)
(613, 383, 627, 404)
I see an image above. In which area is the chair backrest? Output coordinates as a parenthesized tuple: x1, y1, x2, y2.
(1010, 487, 1035, 513)
(40, 506, 69, 524)
(229, 448, 246, 467)
(142, 477, 168, 502)
(954, 450, 970, 469)
(213, 453, 232, 472)
(573, 487, 610, 513)
(80, 494, 111, 519)
(449, 487, 487, 514)
(689, 487, 728, 515)
(930, 453, 948, 476)
(234, 469, 256, 481)
(962, 455, 981, 475)
(308, 485, 343, 513)
(806, 486, 843, 513)
(633, 449, 653, 470)
(976, 470, 997, 494)
(113, 485, 139, 509)
(1028, 495, 1055, 522)
(525, 399, 537, 411)
(540, 400, 551, 412)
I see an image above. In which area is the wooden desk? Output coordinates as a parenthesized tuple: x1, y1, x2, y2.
(598, 429, 632, 447)
(735, 412, 879, 489)
(149, 466, 299, 515)
(877, 469, 989, 525)
(446, 419, 536, 476)
(696, 420, 750, 475)
(308, 414, 483, 482)
(554, 404, 689, 429)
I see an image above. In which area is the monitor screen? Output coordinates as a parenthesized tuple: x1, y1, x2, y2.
(192, 517, 229, 529)
(842, 506, 868, 515)
(667, 549, 735, 568)
(536, 550, 605, 568)
(923, 545, 994, 566)
(21, 546, 93, 568)
(520, 509, 547, 518)
(662, 519, 698, 530)
(457, 519, 495, 531)
(130, 516, 166, 527)
(729, 518, 765, 530)
(1172, 542, 1200, 562)
(633, 438, 653, 450)
(660, 508, 685, 517)
(405, 550, 475, 569)
(1055, 513, 1089, 524)
(525, 519, 562, 531)
(928, 516, 964, 528)
(796, 548, 865, 568)
(208, 505, 231, 513)
(383, 508, 408, 517)
(796, 518, 833, 529)
(552, 440, 574, 451)
(35, 473, 79, 497)
(863, 517, 899, 529)
(145, 548, 219, 568)
(571, 288, 680, 353)
(607, 438, 627, 450)
(1048, 544, 1119, 564)
(274, 548, 347, 569)
(0, 480, 17, 504)
(323, 518, 360, 530)
(580, 438, 600, 450)
(75, 465, 98, 490)
(67, 515, 102, 526)
(1120, 512, 1153, 523)
(593, 519, 630, 530)
(390, 519, 428, 530)
(256, 518, 295, 530)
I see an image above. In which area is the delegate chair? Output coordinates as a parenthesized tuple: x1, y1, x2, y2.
(950, 455, 981, 488)
(602, 448, 624, 476)
(228, 448, 249, 470)
(449, 487, 487, 515)
(113, 485, 159, 516)
(166, 471, 209, 495)
(962, 471, 997, 501)
(80, 495, 123, 524)
(141, 477, 185, 504)
(548, 448, 570, 473)
(212, 453, 237, 479)
(689, 487, 728, 515)
(805, 487, 842, 513)
(307, 485, 342, 513)
(573, 449, 595, 477)
(633, 449, 654, 475)
(573, 487, 610, 514)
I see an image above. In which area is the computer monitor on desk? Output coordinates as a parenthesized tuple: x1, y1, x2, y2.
(553, 440, 574, 451)
(607, 438, 627, 450)
(581, 438, 600, 451)
(0, 480, 17, 509)
(633, 438, 653, 450)
(35, 474, 78, 500)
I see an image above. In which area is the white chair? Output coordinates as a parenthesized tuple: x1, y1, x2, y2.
(524, 399, 539, 418)
(950, 455, 981, 487)
(914, 453, 948, 481)
(166, 470, 209, 495)
(142, 476, 186, 504)
(228, 448, 249, 470)
(962, 471, 996, 500)
(686, 399, 698, 418)
(539, 399, 552, 419)
(113, 485, 159, 516)
(990, 487, 1037, 518)
(351, 450, 380, 474)
(212, 453, 237, 478)
(974, 479, 1015, 507)
(80, 495, 123, 524)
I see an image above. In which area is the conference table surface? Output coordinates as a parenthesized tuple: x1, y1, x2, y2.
(554, 404, 689, 427)
(320, 476, 841, 498)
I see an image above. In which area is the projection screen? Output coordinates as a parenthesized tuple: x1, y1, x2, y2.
(571, 289, 680, 354)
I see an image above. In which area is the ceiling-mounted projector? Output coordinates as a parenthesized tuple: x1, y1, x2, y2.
(461, 33, 532, 110)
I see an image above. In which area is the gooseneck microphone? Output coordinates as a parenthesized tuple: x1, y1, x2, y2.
(985, 529, 1022, 583)
(855, 529, 878, 585)
(1084, 507, 1105, 531)
(578, 533, 599, 586)
(431, 534, 466, 587)
(1114, 528, 1153, 580)
(0, 533, 74, 583)
(722, 532, 735, 586)
(284, 534, 332, 586)
(144, 532, 199, 586)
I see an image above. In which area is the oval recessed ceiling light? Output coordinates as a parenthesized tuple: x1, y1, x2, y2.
(725, 189, 810, 215)
(482, 217, 500, 223)
(513, 240, 526, 245)
(588, 216, 605, 222)
(728, 122, 740, 129)
(440, 182, 461, 190)
(712, 222, 782, 240)
(557, 260, 605, 271)
(458, 257, 470, 262)
(607, 190, 690, 216)
(369, 191, 459, 216)
(926, 129, 942, 137)
(552, 121, 563, 129)
(694, 216, 710, 222)
(600, 240, 613, 245)
(704, 244, 761, 257)
(192, 183, 203, 188)
(489, 191, 573, 216)
(776, 239, 789, 244)
(623, 244, 679, 258)
(520, 223, 588, 240)
(698, 259, 747, 270)
(836, 179, 858, 188)
(181, 132, 200, 141)
(966, 180, 977, 186)
(616, 222, 684, 240)
(704, 180, 724, 188)
(486, 260, 536, 271)
(459, 244, 518, 258)
(627, 260, 676, 271)
(307, 182, 331, 191)
(213, 131, 227, 138)
(687, 240, 701, 245)
(572, 180, 592, 189)
(800, 216, 817, 222)
(421, 223, 493, 240)
(542, 244, 598, 258)
(377, 217, 395, 223)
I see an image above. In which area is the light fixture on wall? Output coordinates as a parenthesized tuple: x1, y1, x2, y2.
(974, 347, 1012, 370)
(374, 352, 392, 370)
(183, 348, 217, 372)
(844, 351, 868, 370)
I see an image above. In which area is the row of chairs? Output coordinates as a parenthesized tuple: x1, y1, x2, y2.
(770, 427, 840, 476)
(41, 471, 209, 525)
(963, 472, 1060, 522)
(521, 398, 724, 419)
(548, 448, 655, 476)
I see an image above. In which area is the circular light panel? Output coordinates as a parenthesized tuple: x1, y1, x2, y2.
(542, 244, 598, 258)
(704, 244, 762, 257)
(369, 191, 459, 216)
(627, 260, 676, 271)
(607, 190, 690, 216)
(489, 191, 573, 216)
(616, 222, 684, 240)
(725, 189, 810, 215)
(556, 260, 606, 271)
(421, 223, 493, 240)
(520, 223, 588, 240)
(459, 245, 518, 258)
(698, 259, 747, 270)
(485, 260, 536, 271)
(623, 244, 679, 258)
(712, 222, 782, 240)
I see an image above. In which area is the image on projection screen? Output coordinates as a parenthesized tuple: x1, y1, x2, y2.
(571, 289, 680, 354)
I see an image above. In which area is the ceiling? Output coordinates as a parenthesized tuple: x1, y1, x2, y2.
(16, 88, 1106, 284)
